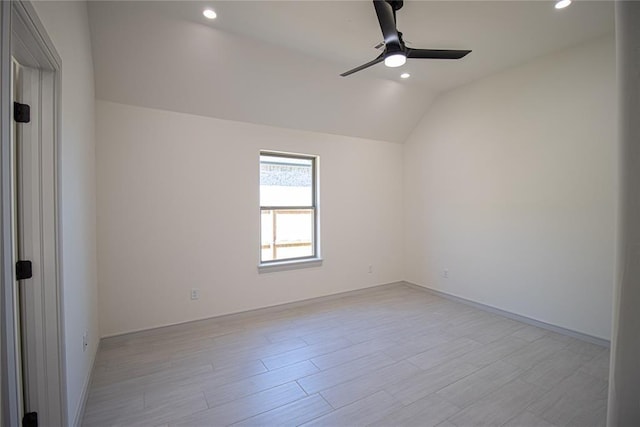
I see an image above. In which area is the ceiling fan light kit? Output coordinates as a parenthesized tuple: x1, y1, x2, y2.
(341, 0, 471, 77)
(384, 53, 406, 67)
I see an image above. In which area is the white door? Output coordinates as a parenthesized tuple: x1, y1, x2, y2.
(13, 59, 64, 427)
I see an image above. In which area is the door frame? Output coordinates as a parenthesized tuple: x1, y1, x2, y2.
(1, 1, 65, 425)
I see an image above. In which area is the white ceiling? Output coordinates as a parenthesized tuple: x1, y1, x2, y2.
(87, 1, 614, 143)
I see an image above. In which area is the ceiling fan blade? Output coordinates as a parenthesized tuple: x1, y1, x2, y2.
(373, 0, 400, 46)
(340, 54, 385, 77)
(406, 48, 471, 59)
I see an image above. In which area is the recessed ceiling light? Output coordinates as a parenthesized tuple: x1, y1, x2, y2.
(400, 73, 410, 79)
(203, 8, 217, 19)
(555, 0, 571, 9)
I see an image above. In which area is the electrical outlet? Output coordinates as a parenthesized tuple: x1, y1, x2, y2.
(443, 269, 449, 279)
(82, 331, 88, 352)
(191, 288, 200, 300)
(368, 265, 373, 274)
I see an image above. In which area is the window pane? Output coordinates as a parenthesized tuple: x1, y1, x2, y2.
(261, 209, 314, 262)
(260, 155, 312, 207)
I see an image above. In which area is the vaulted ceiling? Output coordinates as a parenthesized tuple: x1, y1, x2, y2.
(87, 1, 614, 143)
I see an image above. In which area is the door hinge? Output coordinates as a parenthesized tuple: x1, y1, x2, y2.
(22, 412, 37, 427)
(14, 102, 31, 123)
(16, 260, 32, 280)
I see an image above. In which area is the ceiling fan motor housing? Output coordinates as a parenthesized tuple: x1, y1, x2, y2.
(386, 41, 404, 55)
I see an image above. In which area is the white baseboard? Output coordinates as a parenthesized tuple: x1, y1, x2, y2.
(99, 279, 609, 348)
(402, 281, 610, 348)
(101, 281, 407, 339)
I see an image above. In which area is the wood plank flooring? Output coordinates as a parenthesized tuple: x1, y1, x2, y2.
(83, 284, 609, 426)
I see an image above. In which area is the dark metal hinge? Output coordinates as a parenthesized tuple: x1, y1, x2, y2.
(16, 260, 32, 280)
(14, 102, 31, 123)
(22, 412, 37, 427)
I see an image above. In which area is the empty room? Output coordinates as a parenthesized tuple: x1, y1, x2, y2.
(1, 0, 639, 426)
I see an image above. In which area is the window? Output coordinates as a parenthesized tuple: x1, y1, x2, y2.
(260, 152, 318, 265)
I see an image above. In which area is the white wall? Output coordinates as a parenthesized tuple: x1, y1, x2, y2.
(31, 1, 98, 425)
(96, 100, 404, 337)
(403, 36, 616, 340)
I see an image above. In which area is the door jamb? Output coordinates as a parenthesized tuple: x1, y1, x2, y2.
(0, 2, 20, 425)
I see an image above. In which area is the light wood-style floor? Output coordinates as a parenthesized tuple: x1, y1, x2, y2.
(83, 283, 609, 427)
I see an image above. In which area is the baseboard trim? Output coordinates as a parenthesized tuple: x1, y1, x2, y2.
(100, 280, 609, 348)
(101, 281, 407, 339)
(402, 281, 610, 348)
(72, 339, 100, 427)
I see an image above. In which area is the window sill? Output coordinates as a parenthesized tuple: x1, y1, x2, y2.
(258, 258, 323, 274)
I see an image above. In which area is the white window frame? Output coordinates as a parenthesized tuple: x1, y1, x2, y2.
(258, 151, 321, 273)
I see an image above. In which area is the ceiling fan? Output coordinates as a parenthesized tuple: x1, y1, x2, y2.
(341, 0, 471, 77)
